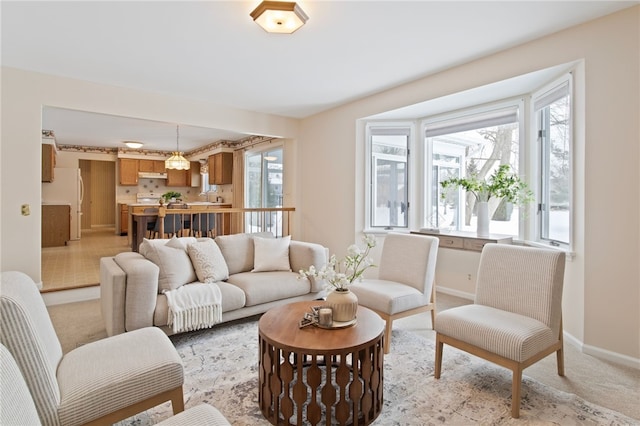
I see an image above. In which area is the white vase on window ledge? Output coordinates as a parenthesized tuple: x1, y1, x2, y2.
(477, 201, 490, 237)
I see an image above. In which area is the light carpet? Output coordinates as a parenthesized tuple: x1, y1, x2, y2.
(120, 318, 638, 425)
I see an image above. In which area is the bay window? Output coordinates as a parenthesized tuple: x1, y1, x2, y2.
(364, 71, 573, 249)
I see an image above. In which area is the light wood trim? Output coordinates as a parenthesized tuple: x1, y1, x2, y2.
(82, 386, 184, 425)
(410, 230, 512, 252)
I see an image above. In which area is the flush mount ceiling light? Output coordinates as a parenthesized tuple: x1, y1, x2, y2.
(250, 1, 309, 34)
(124, 141, 143, 149)
(165, 125, 190, 170)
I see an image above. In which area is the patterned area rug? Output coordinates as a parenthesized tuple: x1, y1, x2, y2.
(120, 318, 637, 425)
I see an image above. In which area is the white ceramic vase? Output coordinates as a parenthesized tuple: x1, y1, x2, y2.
(325, 289, 358, 322)
(476, 201, 490, 237)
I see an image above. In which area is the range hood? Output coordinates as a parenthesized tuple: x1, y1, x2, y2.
(138, 172, 168, 179)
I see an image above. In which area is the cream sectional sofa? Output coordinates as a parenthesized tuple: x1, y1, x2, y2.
(100, 233, 328, 336)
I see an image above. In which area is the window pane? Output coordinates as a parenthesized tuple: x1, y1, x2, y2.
(430, 117, 520, 236)
(371, 134, 408, 228)
(539, 93, 570, 244)
(245, 148, 284, 234)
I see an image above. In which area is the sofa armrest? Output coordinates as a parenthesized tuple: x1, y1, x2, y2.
(289, 240, 329, 292)
(100, 257, 127, 336)
(112, 252, 160, 332)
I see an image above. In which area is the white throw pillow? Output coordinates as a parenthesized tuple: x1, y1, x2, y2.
(215, 232, 273, 274)
(187, 239, 230, 283)
(141, 239, 197, 293)
(252, 236, 291, 272)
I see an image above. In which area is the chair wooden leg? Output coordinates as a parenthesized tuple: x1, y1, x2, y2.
(434, 334, 443, 379)
(511, 365, 523, 418)
(384, 318, 393, 354)
(430, 309, 436, 329)
(170, 386, 185, 414)
(556, 346, 565, 376)
(556, 323, 565, 376)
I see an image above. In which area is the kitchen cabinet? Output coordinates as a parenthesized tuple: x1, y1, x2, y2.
(42, 144, 55, 182)
(208, 152, 233, 185)
(190, 161, 200, 187)
(166, 168, 189, 187)
(139, 159, 166, 173)
(119, 203, 129, 235)
(166, 162, 199, 187)
(119, 158, 139, 185)
(42, 205, 70, 247)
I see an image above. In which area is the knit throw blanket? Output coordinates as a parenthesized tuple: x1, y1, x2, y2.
(164, 283, 222, 333)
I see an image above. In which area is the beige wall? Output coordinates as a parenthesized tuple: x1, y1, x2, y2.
(298, 7, 639, 362)
(1, 7, 638, 363)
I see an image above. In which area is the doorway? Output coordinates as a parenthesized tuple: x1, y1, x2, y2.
(41, 160, 130, 292)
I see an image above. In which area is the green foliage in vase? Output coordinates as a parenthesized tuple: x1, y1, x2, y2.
(440, 164, 532, 204)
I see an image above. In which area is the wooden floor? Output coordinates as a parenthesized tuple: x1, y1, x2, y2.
(41, 227, 130, 292)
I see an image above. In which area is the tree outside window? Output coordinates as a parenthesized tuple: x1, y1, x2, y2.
(429, 106, 521, 236)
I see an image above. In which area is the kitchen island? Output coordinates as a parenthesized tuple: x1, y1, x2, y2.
(128, 202, 231, 252)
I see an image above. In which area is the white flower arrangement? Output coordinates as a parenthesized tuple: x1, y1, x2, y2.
(299, 234, 377, 291)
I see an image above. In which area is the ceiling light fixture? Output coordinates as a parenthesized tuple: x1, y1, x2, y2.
(250, 1, 309, 34)
(124, 141, 143, 149)
(165, 125, 190, 170)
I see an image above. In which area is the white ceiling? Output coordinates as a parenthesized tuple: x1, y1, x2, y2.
(3, 1, 637, 151)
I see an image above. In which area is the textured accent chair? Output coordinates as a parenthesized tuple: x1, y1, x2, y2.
(0, 343, 231, 426)
(0, 271, 185, 426)
(434, 244, 566, 418)
(0, 343, 42, 425)
(350, 233, 439, 354)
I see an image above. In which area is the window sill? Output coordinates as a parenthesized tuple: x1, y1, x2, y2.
(520, 239, 576, 261)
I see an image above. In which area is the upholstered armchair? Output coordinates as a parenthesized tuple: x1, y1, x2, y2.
(434, 243, 566, 418)
(0, 343, 231, 426)
(350, 233, 439, 353)
(0, 271, 185, 426)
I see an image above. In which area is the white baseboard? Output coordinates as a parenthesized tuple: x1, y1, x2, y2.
(582, 342, 640, 370)
(435, 285, 474, 301)
(42, 286, 100, 306)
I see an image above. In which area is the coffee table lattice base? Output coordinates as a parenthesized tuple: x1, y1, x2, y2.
(259, 338, 384, 426)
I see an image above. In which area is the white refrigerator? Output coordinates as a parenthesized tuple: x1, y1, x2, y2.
(42, 168, 84, 240)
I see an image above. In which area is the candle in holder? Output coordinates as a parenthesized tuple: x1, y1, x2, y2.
(318, 308, 333, 327)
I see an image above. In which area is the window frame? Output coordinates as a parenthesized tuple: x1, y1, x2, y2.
(530, 74, 574, 250)
(364, 123, 414, 232)
(422, 98, 526, 238)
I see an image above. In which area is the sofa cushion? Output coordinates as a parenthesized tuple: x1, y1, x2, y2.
(187, 239, 229, 283)
(139, 237, 197, 293)
(226, 271, 310, 306)
(215, 232, 273, 275)
(253, 236, 291, 272)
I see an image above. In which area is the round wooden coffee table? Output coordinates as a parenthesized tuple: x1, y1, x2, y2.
(258, 301, 385, 426)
